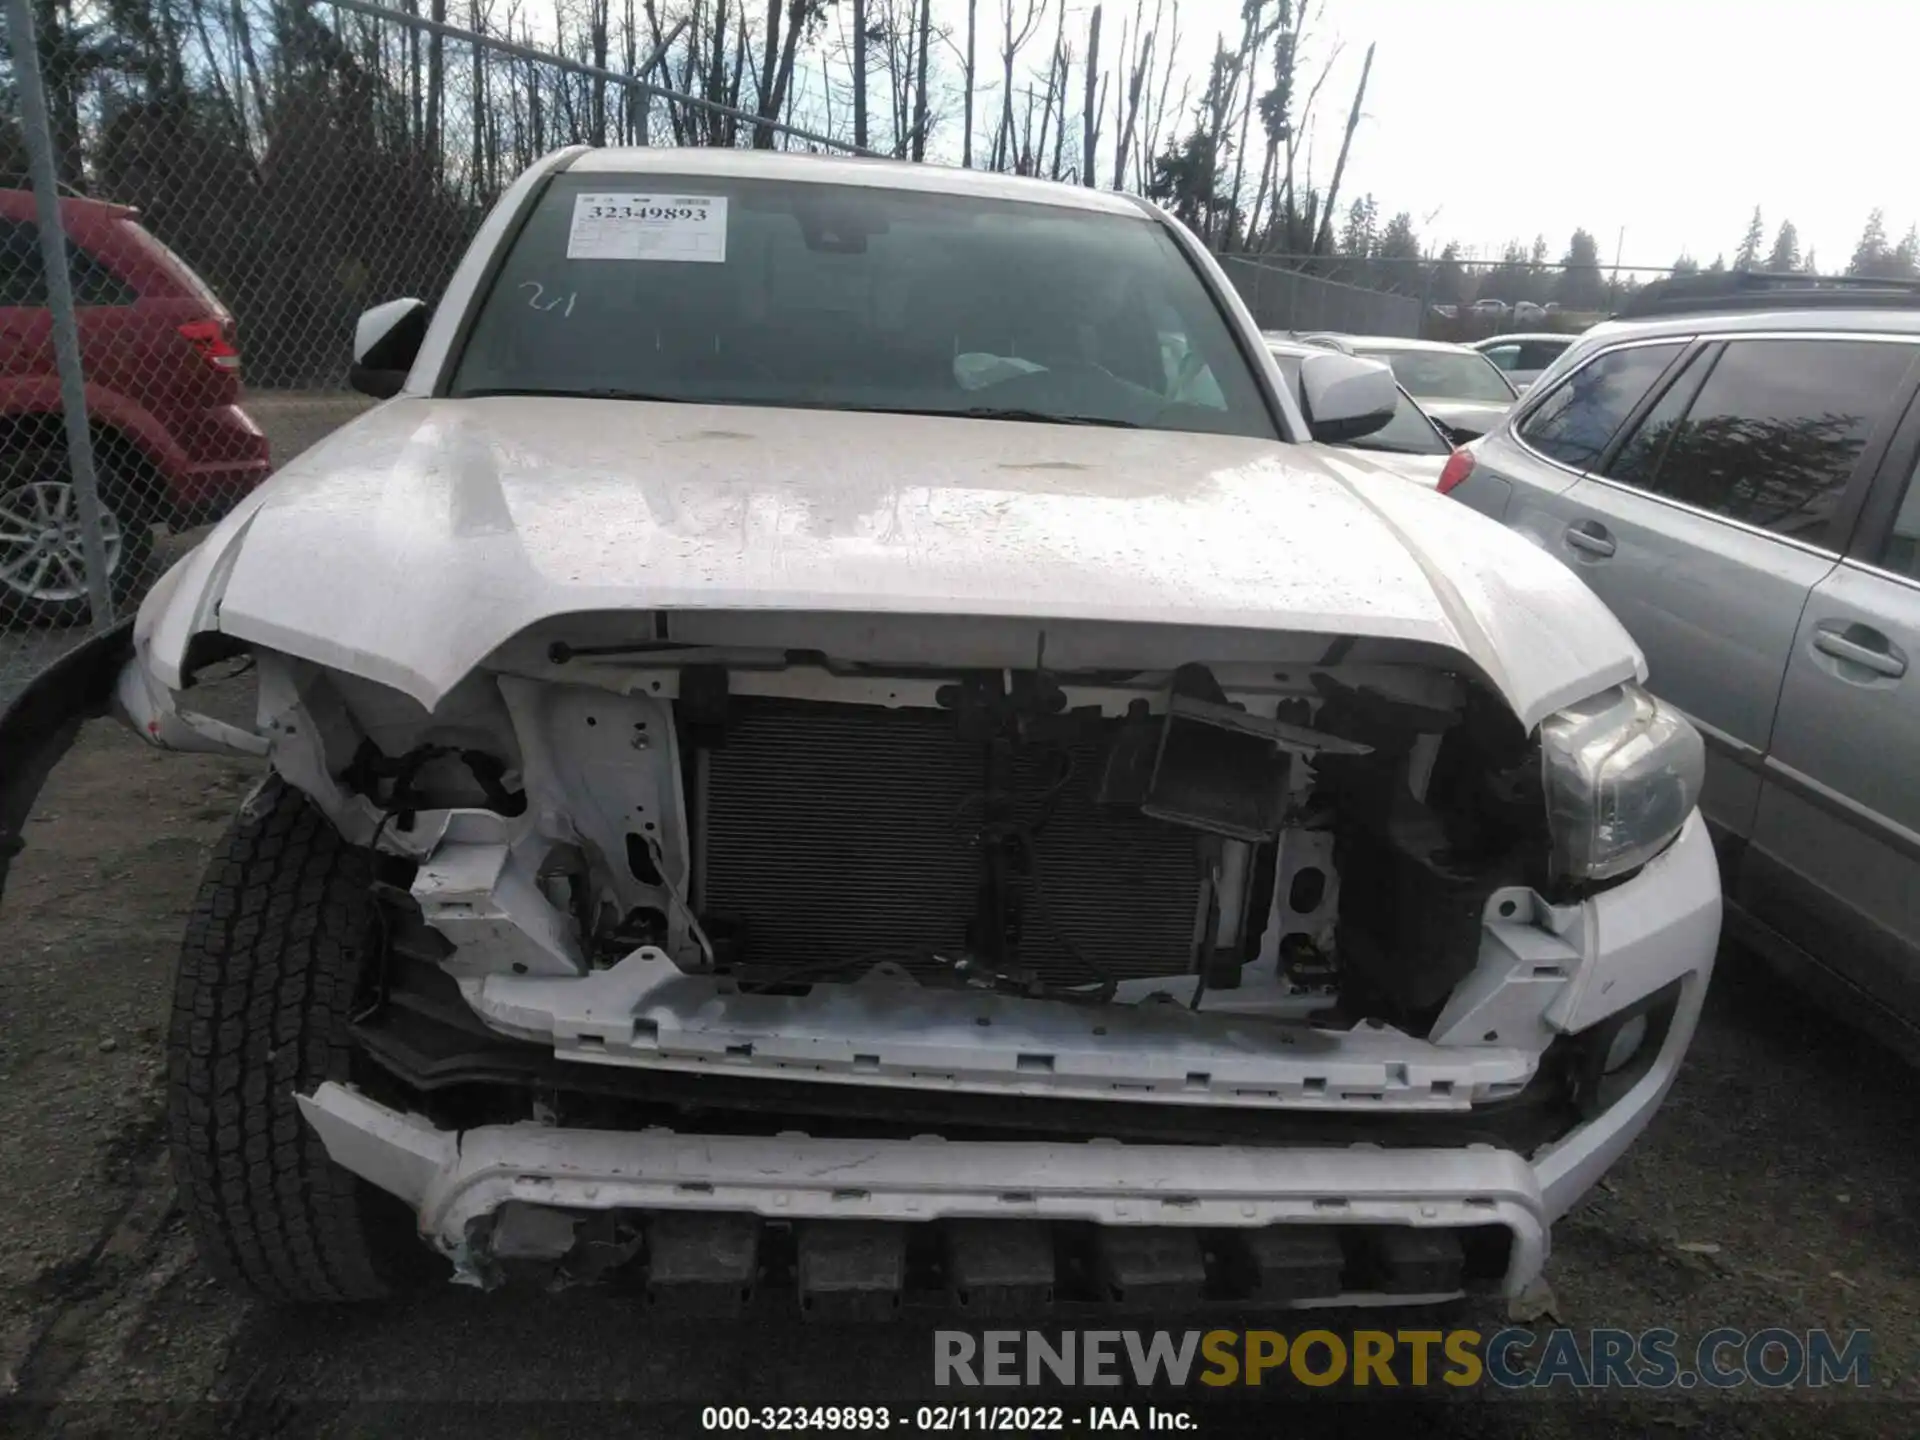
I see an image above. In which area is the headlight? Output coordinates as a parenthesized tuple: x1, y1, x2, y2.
(1539, 683, 1704, 883)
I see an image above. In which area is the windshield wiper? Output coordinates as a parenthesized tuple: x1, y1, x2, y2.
(458, 392, 1144, 428)
(459, 386, 697, 403)
(850, 404, 1143, 429)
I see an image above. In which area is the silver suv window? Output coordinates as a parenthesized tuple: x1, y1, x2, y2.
(1517, 342, 1685, 470)
(1604, 338, 1917, 543)
(1880, 454, 1920, 579)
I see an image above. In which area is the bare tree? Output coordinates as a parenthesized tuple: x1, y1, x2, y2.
(1137, 0, 1182, 193)
(1110, 0, 1157, 189)
(1312, 38, 1371, 255)
(853, 0, 868, 148)
(1080, 4, 1101, 185)
(910, 0, 932, 158)
(991, 0, 1043, 171)
(961, 0, 977, 165)
(1037, 2, 1065, 178)
(754, 0, 822, 148)
(588, 0, 610, 143)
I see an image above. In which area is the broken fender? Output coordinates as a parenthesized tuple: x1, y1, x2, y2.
(0, 619, 133, 907)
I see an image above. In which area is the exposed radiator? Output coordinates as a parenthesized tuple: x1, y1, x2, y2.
(697, 698, 1208, 985)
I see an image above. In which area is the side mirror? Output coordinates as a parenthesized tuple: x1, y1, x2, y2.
(1297, 352, 1397, 444)
(350, 298, 429, 399)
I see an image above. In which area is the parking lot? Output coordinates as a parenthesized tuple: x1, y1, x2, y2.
(0, 396, 1912, 1438)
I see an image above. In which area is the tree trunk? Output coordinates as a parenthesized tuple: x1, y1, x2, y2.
(1312, 40, 1371, 256)
(1081, 5, 1101, 184)
(1112, 0, 1154, 189)
(768, 0, 810, 149)
(470, 0, 486, 198)
(961, 0, 977, 165)
(853, 0, 868, 149)
(911, 0, 932, 159)
(590, 0, 609, 145)
(427, 0, 446, 164)
(1040, 3, 1065, 178)
(753, 0, 782, 147)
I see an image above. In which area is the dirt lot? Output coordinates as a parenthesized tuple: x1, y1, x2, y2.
(2, 393, 1917, 1436)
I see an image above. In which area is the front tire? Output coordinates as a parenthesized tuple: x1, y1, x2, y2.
(167, 777, 427, 1303)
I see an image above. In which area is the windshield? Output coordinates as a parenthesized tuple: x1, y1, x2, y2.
(449, 173, 1278, 440)
(1360, 347, 1516, 404)
(1268, 351, 1451, 456)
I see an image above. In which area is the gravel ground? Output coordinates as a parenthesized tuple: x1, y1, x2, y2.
(1, 391, 1915, 1436)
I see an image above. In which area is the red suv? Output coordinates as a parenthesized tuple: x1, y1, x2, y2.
(0, 189, 271, 625)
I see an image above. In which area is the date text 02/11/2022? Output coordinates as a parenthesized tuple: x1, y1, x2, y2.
(699, 1406, 1192, 1431)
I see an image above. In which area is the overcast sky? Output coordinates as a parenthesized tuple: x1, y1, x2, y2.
(1161, 0, 1917, 270)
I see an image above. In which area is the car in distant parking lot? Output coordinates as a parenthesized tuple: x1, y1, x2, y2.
(1444, 269, 1920, 1059)
(1302, 332, 1519, 441)
(0, 189, 270, 625)
(1262, 331, 1457, 485)
(1473, 332, 1578, 393)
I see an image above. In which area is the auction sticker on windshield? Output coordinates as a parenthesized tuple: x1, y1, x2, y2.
(567, 193, 728, 262)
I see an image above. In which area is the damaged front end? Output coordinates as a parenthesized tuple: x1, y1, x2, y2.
(93, 604, 1710, 1310)
(2, 597, 1715, 1311)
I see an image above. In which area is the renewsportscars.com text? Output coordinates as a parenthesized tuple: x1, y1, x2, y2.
(933, 1327, 1873, 1391)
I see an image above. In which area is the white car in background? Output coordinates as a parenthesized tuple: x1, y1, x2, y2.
(1262, 332, 1457, 486)
(1473, 332, 1578, 393)
(1, 148, 1719, 1317)
(1301, 333, 1520, 441)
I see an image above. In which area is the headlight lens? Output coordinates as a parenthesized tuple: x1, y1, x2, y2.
(1539, 683, 1704, 883)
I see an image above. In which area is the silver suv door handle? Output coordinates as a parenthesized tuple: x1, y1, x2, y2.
(1813, 629, 1908, 678)
(1563, 523, 1616, 558)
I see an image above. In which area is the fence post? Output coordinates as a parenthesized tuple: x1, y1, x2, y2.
(5, 0, 114, 628)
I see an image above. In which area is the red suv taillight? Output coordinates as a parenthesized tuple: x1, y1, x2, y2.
(1437, 446, 1476, 496)
(178, 317, 241, 373)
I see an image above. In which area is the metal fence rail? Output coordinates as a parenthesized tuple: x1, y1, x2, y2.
(1215, 255, 1423, 338)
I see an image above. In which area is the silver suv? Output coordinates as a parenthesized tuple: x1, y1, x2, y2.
(1447, 272, 1920, 1058)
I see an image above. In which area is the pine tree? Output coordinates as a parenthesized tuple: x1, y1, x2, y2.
(1556, 229, 1605, 309)
(1893, 227, 1920, 278)
(1849, 210, 1890, 276)
(1735, 205, 1765, 270)
(1671, 254, 1700, 277)
(1374, 211, 1422, 294)
(1339, 194, 1379, 259)
(1765, 220, 1801, 273)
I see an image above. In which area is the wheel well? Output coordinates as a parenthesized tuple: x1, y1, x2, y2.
(0, 414, 173, 520)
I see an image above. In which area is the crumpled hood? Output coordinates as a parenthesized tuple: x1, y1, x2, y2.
(141, 396, 1641, 728)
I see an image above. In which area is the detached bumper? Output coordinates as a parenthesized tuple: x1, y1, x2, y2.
(299, 819, 1717, 1307)
(301, 1079, 1548, 1304)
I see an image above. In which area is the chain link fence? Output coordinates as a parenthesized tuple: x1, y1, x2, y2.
(1215, 254, 1424, 339)
(0, 0, 877, 701)
(0, 0, 1434, 702)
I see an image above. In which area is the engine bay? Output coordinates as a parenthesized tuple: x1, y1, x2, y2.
(258, 626, 1562, 1049)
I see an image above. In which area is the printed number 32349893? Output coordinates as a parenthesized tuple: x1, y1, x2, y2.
(587, 204, 708, 222)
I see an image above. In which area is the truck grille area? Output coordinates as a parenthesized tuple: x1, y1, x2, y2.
(697, 698, 1209, 985)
